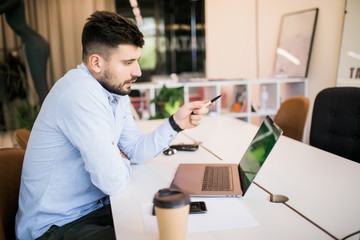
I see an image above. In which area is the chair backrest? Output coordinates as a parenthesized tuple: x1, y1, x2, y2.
(0, 148, 25, 240)
(310, 87, 360, 163)
(13, 129, 31, 149)
(274, 96, 310, 142)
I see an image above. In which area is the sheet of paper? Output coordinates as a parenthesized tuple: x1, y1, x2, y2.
(141, 198, 259, 236)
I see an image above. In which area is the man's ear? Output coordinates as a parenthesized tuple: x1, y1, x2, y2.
(88, 54, 103, 73)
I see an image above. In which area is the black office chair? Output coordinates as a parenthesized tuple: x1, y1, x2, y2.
(309, 87, 360, 163)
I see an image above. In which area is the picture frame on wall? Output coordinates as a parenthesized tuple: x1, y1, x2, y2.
(273, 8, 319, 78)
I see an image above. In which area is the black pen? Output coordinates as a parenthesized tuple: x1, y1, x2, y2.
(192, 94, 221, 115)
(201, 94, 221, 109)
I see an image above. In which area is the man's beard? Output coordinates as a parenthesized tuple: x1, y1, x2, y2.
(99, 69, 136, 96)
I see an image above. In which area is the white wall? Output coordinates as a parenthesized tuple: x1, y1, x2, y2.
(206, 0, 346, 142)
(205, 0, 257, 79)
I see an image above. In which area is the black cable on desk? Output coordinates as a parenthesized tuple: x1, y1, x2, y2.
(341, 230, 360, 240)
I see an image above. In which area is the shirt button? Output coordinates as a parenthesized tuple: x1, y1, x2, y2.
(111, 141, 115, 145)
(170, 134, 174, 138)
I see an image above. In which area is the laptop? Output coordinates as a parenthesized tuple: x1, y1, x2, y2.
(170, 115, 283, 197)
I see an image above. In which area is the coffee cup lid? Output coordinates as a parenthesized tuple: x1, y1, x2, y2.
(153, 188, 190, 209)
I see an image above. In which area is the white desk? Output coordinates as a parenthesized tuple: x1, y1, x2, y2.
(110, 117, 346, 239)
(255, 136, 360, 239)
(183, 116, 360, 239)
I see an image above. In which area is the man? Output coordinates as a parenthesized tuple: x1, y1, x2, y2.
(15, 11, 209, 240)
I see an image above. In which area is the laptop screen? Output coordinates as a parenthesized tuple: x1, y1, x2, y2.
(238, 115, 283, 194)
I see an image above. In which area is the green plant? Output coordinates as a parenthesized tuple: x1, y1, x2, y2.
(0, 54, 27, 102)
(150, 85, 184, 119)
(0, 53, 39, 130)
(15, 99, 39, 131)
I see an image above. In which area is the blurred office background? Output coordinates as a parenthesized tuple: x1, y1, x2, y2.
(0, 0, 349, 144)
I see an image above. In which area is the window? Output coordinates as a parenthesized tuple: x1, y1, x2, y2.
(116, 0, 205, 81)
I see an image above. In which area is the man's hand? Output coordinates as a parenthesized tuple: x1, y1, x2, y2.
(172, 100, 211, 130)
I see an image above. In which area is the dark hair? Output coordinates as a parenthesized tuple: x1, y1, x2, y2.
(82, 11, 144, 60)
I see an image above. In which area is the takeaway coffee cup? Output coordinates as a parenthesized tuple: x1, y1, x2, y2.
(153, 188, 190, 240)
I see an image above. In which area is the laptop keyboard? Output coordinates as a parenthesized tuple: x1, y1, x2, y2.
(202, 166, 234, 191)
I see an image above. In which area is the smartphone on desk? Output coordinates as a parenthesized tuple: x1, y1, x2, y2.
(170, 144, 199, 151)
(152, 201, 207, 215)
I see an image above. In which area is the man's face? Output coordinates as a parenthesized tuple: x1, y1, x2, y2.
(98, 45, 142, 95)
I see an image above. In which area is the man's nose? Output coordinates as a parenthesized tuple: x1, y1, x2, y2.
(132, 61, 142, 77)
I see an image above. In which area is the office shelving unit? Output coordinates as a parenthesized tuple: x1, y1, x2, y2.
(130, 78, 308, 123)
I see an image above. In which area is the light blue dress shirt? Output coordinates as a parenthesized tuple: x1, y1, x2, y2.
(15, 63, 177, 239)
